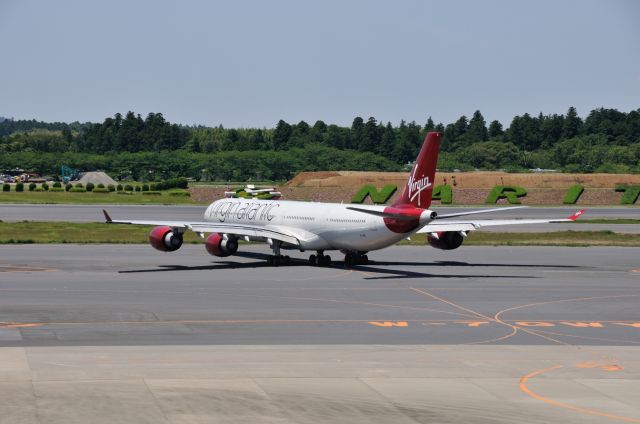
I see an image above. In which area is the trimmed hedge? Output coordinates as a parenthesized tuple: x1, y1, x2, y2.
(15, 182, 24, 192)
(142, 184, 149, 192)
(563, 185, 584, 204)
(134, 185, 141, 192)
(124, 184, 134, 191)
(168, 191, 190, 197)
(2, 183, 9, 192)
(351, 184, 397, 204)
(92, 187, 110, 193)
(107, 184, 116, 192)
(153, 177, 188, 190)
(41, 182, 49, 191)
(615, 184, 640, 205)
(142, 191, 162, 195)
(29, 182, 37, 191)
(65, 183, 72, 192)
(74, 183, 84, 189)
(485, 185, 527, 204)
(50, 187, 65, 192)
(116, 184, 123, 191)
(431, 185, 452, 204)
(69, 187, 86, 192)
(86, 182, 94, 192)
(53, 181, 62, 188)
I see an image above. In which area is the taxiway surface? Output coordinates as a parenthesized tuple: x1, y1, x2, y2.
(1, 244, 639, 423)
(2, 203, 639, 233)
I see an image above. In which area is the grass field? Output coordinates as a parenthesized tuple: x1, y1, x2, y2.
(0, 190, 203, 205)
(0, 222, 638, 246)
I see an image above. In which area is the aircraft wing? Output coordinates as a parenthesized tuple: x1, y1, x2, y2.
(417, 209, 585, 234)
(102, 210, 300, 245)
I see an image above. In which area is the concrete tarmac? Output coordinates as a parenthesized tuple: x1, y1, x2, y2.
(1, 244, 639, 423)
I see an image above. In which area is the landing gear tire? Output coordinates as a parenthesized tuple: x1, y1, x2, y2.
(344, 253, 355, 267)
(309, 254, 317, 266)
(320, 255, 332, 266)
(344, 252, 368, 267)
(267, 255, 290, 266)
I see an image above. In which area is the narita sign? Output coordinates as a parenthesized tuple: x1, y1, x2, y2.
(351, 184, 640, 205)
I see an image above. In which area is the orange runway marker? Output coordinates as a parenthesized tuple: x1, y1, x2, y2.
(520, 365, 640, 423)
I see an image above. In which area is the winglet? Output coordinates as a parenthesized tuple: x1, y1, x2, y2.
(102, 209, 112, 223)
(567, 209, 586, 221)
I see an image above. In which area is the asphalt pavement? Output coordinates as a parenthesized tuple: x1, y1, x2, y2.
(1, 244, 639, 423)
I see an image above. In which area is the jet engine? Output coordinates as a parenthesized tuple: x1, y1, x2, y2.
(427, 231, 464, 250)
(205, 233, 238, 257)
(149, 226, 183, 252)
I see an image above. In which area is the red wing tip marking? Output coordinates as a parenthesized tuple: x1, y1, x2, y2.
(568, 209, 586, 221)
(102, 209, 112, 223)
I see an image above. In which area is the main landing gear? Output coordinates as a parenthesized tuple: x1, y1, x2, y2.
(344, 252, 369, 267)
(267, 239, 290, 266)
(267, 255, 290, 266)
(309, 251, 332, 267)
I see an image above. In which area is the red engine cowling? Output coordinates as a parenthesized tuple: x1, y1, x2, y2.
(205, 233, 239, 257)
(427, 231, 464, 250)
(149, 226, 183, 252)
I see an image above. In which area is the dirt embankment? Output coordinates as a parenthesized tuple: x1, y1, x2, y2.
(190, 171, 640, 205)
(287, 171, 640, 189)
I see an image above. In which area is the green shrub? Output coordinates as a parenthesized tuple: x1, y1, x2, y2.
(154, 177, 189, 190)
(134, 185, 141, 192)
(351, 184, 397, 204)
(615, 184, 640, 205)
(116, 191, 133, 195)
(116, 184, 123, 191)
(69, 187, 86, 192)
(485, 185, 527, 204)
(2, 183, 9, 192)
(49, 187, 65, 192)
(65, 183, 72, 192)
(97, 183, 105, 189)
(15, 182, 24, 192)
(142, 184, 149, 192)
(168, 191, 190, 197)
(41, 182, 49, 191)
(29, 182, 37, 191)
(107, 184, 116, 192)
(563, 185, 584, 204)
(142, 191, 162, 195)
(86, 182, 94, 192)
(75, 183, 83, 189)
(34, 187, 44, 192)
(92, 187, 110, 193)
(431, 185, 452, 204)
(149, 183, 158, 191)
(53, 181, 62, 188)
(124, 184, 133, 191)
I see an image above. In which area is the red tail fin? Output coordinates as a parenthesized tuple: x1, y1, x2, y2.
(392, 131, 441, 208)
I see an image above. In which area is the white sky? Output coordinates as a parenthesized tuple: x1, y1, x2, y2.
(1, 0, 638, 127)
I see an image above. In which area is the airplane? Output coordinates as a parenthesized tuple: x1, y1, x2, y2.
(103, 132, 585, 267)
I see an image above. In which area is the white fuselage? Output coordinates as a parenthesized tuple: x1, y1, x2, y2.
(204, 198, 427, 252)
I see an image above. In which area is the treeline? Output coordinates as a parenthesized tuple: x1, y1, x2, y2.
(0, 118, 89, 137)
(1, 107, 640, 177)
(0, 146, 400, 181)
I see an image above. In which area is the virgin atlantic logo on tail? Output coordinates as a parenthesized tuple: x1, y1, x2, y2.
(408, 173, 432, 206)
